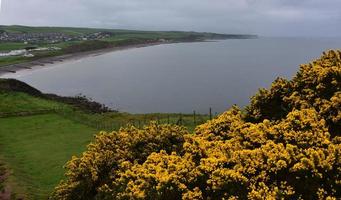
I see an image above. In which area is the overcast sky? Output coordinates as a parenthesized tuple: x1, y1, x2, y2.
(0, 0, 340, 37)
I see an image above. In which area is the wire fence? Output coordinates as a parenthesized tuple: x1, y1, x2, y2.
(0, 109, 57, 118)
(0, 107, 217, 131)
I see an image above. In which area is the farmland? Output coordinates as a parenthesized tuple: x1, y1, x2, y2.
(0, 25, 256, 68)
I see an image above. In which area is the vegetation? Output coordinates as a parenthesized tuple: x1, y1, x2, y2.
(0, 25, 255, 39)
(0, 89, 94, 199)
(0, 25, 106, 35)
(51, 50, 341, 199)
(0, 42, 33, 51)
(0, 56, 31, 67)
(0, 79, 111, 113)
(0, 79, 209, 199)
(0, 25, 256, 67)
(0, 162, 8, 195)
(63, 40, 113, 53)
(0, 92, 62, 113)
(0, 114, 97, 199)
(246, 50, 341, 137)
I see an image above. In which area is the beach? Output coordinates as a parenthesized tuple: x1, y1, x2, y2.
(0, 41, 190, 76)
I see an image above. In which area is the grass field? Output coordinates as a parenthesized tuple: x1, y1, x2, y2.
(0, 26, 205, 54)
(0, 25, 109, 35)
(0, 90, 210, 131)
(0, 88, 210, 199)
(0, 92, 62, 113)
(0, 43, 33, 51)
(0, 29, 183, 67)
(0, 25, 255, 67)
(0, 114, 97, 199)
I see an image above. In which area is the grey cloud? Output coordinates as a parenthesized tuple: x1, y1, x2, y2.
(0, 0, 340, 37)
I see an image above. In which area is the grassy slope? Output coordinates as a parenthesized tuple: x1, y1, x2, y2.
(0, 91, 96, 199)
(0, 89, 209, 199)
(0, 33, 187, 67)
(0, 91, 208, 130)
(0, 43, 33, 51)
(0, 92, 62, 113)
(0, 26, 184, 66)
(0, 114, 97, 199)
(0, 25, 105, 35)
(0, 25, 255, 67)
(0, 25, 197, 36)
(0, 26, 205, 52)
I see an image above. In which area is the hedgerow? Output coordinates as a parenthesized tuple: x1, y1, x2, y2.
(51, 50, 341, 199)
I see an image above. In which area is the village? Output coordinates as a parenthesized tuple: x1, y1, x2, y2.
(0, 31, 114, 58)
(0, 31, 113, 43)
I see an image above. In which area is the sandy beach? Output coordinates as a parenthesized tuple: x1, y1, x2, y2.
(0, 41, 193, 77)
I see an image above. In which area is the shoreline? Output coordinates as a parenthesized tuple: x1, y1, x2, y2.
(0, 40, 207, 77)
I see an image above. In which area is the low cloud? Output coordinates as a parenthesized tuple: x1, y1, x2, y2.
(0, 0, 340, 37)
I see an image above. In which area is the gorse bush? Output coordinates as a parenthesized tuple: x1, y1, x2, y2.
(246, 50, 341, 137)
(51, 50, 341, 199)
(52, 123, 187, 200)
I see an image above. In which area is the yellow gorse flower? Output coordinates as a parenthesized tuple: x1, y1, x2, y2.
(51, 50, 341, 200)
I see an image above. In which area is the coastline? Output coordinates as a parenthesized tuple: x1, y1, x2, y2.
(0, 40, 206, 77)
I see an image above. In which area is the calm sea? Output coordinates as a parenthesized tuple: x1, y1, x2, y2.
(3, 37, 341, 113)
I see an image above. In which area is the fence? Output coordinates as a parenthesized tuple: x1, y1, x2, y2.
(0, 109, 58, 118)
(0, 107, 217, 131)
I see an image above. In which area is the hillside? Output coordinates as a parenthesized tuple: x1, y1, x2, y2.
(0, 25, 256, 38)
(0, 25, 257, 68)
(1, 50, 339, 199)
(50, 50, 341, 199)
(0, 79, 209, 199)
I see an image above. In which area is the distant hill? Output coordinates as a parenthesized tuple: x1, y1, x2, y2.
(0, 25, 257, 68)
(0, 25, 257, 39)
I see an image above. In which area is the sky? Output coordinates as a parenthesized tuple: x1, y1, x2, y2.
(0, 0, 340, 37)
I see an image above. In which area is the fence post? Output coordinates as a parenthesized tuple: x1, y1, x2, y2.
(209, 107, 212, 120)
(167, 115, 170, 124)
(180, 113, 183, 125)
(193, 110, 196, 125)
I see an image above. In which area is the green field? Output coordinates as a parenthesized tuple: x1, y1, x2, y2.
(0, 91, 209, 131)
(0, 43, 33, 51)
(0, 81, 210, 199)
(0, 28, 192, 67)
(0, 114, 97, 199)
(0, 25, 113, 35)
(0, 92, 62, 113)
(0, 25, 256, 67)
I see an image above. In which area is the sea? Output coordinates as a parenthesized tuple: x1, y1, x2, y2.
(2, 37, 341, 114)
